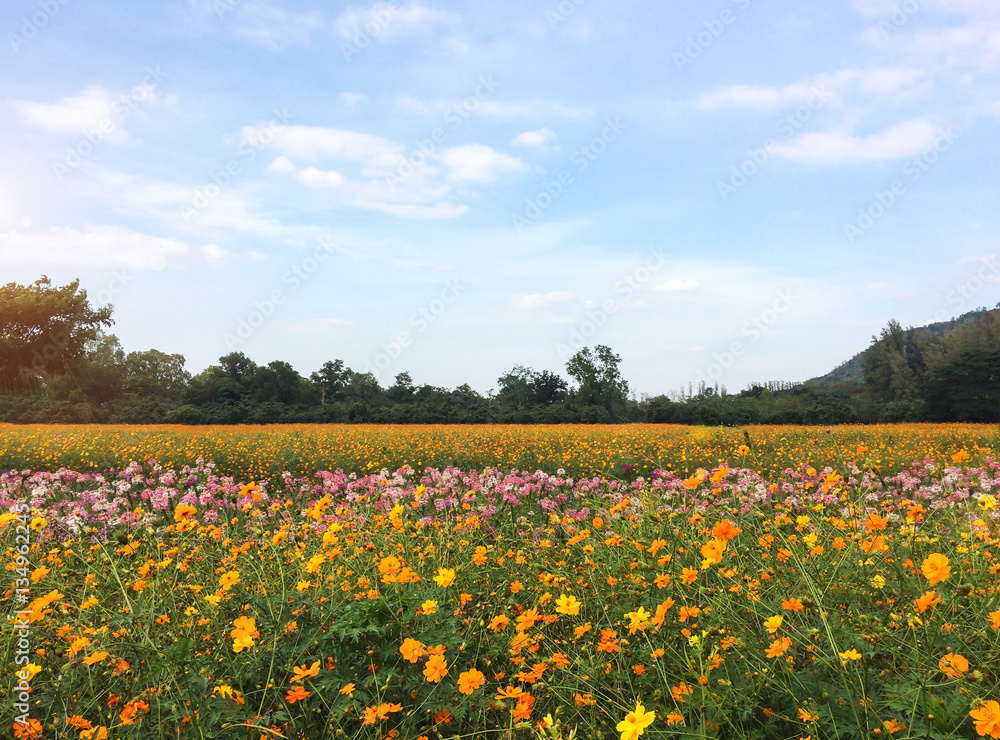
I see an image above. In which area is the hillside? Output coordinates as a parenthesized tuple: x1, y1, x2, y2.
(807, 305, 1000, 385)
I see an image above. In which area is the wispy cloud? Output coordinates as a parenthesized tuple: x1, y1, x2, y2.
(0, 223, 225, 270)
(253, 123, 528, 218)
(511, 292, 577, 310)
(512, 128, 557, 147)
(655, 279, 699, 293)
(232, 2, 324, 49)
(771, 119, 943, 164)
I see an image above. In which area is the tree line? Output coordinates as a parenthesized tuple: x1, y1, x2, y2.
(1, 276, 998, 424)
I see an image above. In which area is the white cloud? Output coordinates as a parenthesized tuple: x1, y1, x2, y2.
(297, 166, 347, 187)
(334, 2, 456, 43)
(511, 292, 577, 310)
(439, 144, 527, 183)
(693, 67, 927, 113)
(655, 279, 700, 293)
(250, 124, 402, 170)
(0, 224, 215, 269)
(772, 119, 944, 164)
(258, 124, 527, 218)
(512, 128, 556, 147)
(201, 243, 233, 265)
(337, 91, 369, 106)
(349, 200, 469, 219)
(391, 96, 591, 119)
(233, 2, 324, 49)
(265, 155, 296, 173)
(13, 85, 120, 134)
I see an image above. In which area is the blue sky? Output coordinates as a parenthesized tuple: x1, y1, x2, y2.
(2, 0, 999, 397)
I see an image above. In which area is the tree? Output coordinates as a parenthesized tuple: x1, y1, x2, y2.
(310, 360, 348, 405)
(532, 370, 568, 406)
(123, 349, 191, 401)
(860, 320, 923, 402)
(496, 366, 536, 408)
(565, 345, 629, 420)
(0, 276, 114, 390)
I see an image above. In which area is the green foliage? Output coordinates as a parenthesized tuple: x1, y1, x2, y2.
(0, 276, 113, 390)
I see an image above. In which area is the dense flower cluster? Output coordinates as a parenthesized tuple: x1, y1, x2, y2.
(2, 446, 999, 739)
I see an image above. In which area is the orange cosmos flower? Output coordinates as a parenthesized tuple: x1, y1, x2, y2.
(914, 590, 942, 613)
(921, 553, 950, 586)
(423, 654, 447, 683)
(400, 638, 424, 663)
(457, 668, 486, 695)
(555, 593, 581, 615)
(516, 607, 542, 632)
(83, 651, 109, 666)
(512, 693, 535, 721)
(433, 568, 456, 587)
(990, 610, 1000, 631)
(798, 708, 819, 723)
(766, 637, 792, 658)
(291, 660, 320, 682)
(68, 636, 91, 657)
(970, 700, 1000, 738)
(883, 719, 906, 734)
(13, 719, 43, 739)
(496, 685, 523, 699)
(712, 519, 741, 541)
(700, 538, 726, 567)
(782, 598, 805, 611)
(681, 567, 698, 585)
(763, 615, 783, 634)
(671, 682, 694, 702)
(173, 504, 197, 522)
(489, 614, 509, 631)
(285, 686, 310, 704)
(938, 652, 969, 678)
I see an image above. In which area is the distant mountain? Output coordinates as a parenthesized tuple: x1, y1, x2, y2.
(807, 305, 1000, 385)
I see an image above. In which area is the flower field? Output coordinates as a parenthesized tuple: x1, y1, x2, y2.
(1, 422, 998, 481)
(2, 425, 1000, 739)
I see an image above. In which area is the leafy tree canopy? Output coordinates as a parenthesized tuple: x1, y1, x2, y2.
(0, 276, 113, 390)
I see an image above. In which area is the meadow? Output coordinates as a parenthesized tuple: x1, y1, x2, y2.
(2, 424, 1000, 739)
(1, 423, 999, 481)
